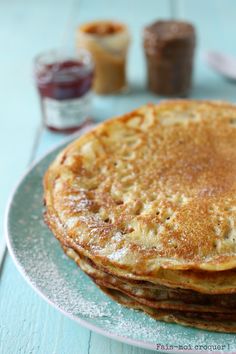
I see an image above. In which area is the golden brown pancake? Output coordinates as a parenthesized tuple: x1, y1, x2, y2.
(44, 100, 236, 332)
(100, 287, 236, 333)
(44, 100, 236, 274)
(64, 246, 236, 313)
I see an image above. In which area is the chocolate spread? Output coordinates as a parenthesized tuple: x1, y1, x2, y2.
(143, 20, 196, 96)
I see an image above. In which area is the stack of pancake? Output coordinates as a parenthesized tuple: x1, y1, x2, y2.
(44, 100, 236, 332)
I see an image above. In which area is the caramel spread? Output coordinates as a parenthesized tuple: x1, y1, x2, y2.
(81, 21, 123, 36)
(77, 21, 130, 94)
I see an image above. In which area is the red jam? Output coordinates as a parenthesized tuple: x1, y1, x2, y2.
(35, 50, 94, 133)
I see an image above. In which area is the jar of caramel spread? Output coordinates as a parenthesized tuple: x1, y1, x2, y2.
(76, 21, 130, 94)
(143, 20, 196, 96)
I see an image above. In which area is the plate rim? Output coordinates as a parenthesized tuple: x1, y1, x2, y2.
(4, 128, 232, 354)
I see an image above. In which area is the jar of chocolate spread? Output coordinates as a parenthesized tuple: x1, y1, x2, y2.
(143, 20, 196, 96)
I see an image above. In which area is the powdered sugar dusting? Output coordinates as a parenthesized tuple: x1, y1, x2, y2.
(7, 144, 236, 353)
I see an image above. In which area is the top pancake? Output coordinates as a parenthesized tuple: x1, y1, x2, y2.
(44, 100, 236, 275)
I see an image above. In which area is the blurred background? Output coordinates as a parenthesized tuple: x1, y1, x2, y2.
(1, 0, 236, 189)
(1, 0, 236, 353)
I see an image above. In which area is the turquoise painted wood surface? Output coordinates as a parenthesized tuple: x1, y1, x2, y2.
(1, 0, 236, 353)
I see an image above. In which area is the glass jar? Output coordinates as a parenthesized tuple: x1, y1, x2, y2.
(34, 48, 94, 132)
(76, 21, 130, 94)
(143, 21, 196, 97)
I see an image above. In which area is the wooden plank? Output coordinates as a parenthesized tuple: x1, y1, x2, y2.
(177, 0, 236, 102)
(0, 257, 90, 354)
(0, 0, 90, 353)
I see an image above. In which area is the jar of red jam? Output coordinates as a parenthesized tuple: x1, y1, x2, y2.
(34, 49, 94, 132)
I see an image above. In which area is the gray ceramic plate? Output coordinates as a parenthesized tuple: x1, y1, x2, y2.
(5, 134, 236, 354)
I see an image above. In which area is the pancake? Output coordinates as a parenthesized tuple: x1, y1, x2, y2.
(100, 287, 236, 333)
(63, 240, 236, 294)
(44, 100, 236, 277)
(44, 100, 236, 333)
(64, 246, 236, 313)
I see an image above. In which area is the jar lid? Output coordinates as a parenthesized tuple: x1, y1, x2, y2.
(144, 20, 195, 43)
(77, 20, 130, 53)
